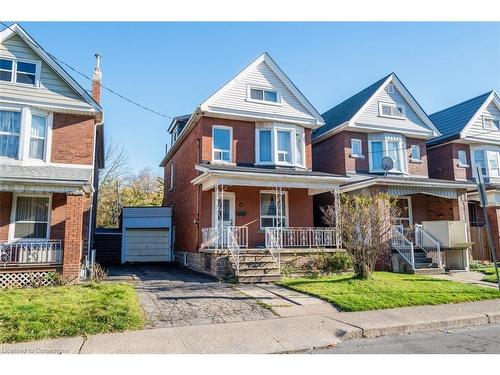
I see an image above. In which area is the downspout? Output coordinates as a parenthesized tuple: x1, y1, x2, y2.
(87, 121, 101, 261)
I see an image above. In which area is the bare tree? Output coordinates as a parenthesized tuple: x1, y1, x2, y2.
(99, 138, 129, 185)
(322, 192, 398, 278)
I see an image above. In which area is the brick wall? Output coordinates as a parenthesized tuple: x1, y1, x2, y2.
(486, 207, 500, 259)
(51, 113, 95, 165)
(50, 193, 67, 241)
(313, 133, 347, 174)
(0, 192, 12, 241)
(63, 195, 84, 279)
(406, 138, 428, 176)
(427, 143, 472, 181)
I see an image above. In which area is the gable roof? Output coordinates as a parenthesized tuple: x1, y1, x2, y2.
(313, 73, 439, 141)
(313, 74, 391, 138)
(200, 52, 324, 127)
(0, 23, 102, 112)
(428, 91, 496, 146)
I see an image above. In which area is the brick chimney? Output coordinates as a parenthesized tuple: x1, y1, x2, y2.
(92, 53, 102, 104)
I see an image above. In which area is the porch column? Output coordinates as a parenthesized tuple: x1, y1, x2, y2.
(214, 184, 224, 250)
(333, 188, 341, 248)
(63, 194, 84, 280)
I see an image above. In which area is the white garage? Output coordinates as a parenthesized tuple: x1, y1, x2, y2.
(121, 207, 173, 263)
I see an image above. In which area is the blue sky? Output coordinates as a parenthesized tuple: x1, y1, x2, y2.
(18, 22, 500, 175)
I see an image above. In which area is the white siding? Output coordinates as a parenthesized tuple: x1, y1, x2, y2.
(0, 35, 93, 111)
(463, 101, 500, 142)
(355, 83, 431, 134)
(206, 60, 316, 123)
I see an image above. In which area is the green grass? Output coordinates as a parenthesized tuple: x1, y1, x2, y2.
(277, 272, 500, 312)
(0, 283, 144, 343)
(476, 267, 500, 283)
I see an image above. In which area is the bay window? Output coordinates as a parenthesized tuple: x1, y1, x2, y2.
(13, 195, 50, 239)
(472, 148, 500, 180)
(29, 114, 47, 160)
(368, 133, 405, 173)
(256, 124, 306, 167)
(0, 110, 21, 158)
(260, 191, 287, 228)
(212, 126, 232, 163)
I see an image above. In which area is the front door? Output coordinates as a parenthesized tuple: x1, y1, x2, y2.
(212, 193, 235, 245)
(393, 197, 412, 232)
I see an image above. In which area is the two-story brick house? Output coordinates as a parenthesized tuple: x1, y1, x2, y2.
(427, 90, 500, 258)
(312, 73, 476, 272)
(0, 24, 104, 285)
(160, 53, 348, 281)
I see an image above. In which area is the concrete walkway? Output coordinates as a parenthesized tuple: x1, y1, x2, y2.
(2, 298, 499, 354)
(428, 270, 498, 289)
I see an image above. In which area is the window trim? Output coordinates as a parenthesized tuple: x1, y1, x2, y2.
(0, 107, 22, 159)
(457, 150, 469, 168)
(410, 144, 421, 161)
(387, 83, 395, 94)
(276, 129, 294, 165)
(8, 193, 52, 241)
(350, 138, 364, 158)
(169, 162, 174, 191)
(255, 125, 305, 168)
(482, 115, 499, 130)
(368, 135, 405, 173)
(0, 57, 41, 87)
(246, 85, 281, 106)
(378, 101, 406, 119)
(256, 128, 273, 164)
(211, 125, 233, 164)
(259, 190, 289, 230)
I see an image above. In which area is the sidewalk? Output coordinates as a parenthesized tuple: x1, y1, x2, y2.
(2, 298, 500, 354)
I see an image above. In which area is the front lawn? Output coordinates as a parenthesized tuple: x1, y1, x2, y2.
(0, 283, 144, 343)
(477, 267, 499, 283)
(277, 272, 500, 312)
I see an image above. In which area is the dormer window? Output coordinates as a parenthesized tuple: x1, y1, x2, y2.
(212, 125, 232, 163)
(483, 116, 499, 130)
(0, 58, 40, 86)
(379, 102, 406, 119)
(248, 87, 279, 104)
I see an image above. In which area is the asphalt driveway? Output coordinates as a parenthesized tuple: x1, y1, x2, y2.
(107, 264, 277, 328)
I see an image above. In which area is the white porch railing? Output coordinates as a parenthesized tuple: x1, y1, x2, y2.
(266, 227, 339, 249)
(201, 226, 248, 250)
(414, 224, 443, 268)
(264, 227, 282, 272)
(0, 240, 63, 267)
(391, 226, 415, 269)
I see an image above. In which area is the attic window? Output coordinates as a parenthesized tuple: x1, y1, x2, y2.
(379, 102, 406, 119)
(387, 83, 395, 94)
(483, 116, 499, 130)
(0, 58, 39, 86)
(248, 87, 279, 103)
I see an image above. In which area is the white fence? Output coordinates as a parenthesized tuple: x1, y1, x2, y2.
(0, 240, 63, 267)
(201, 227, 248, 249)
(266, 227, 339, 249)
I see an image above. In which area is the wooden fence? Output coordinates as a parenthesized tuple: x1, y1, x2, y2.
(470, 226, 492, 261)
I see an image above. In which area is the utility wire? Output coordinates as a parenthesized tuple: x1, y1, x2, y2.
(0, 21, 174, 120)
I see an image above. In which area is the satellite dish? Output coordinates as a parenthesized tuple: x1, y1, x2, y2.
(382, 157, 394, 176)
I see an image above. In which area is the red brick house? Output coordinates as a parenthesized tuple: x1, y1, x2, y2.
(312, 73, 476, 273)
(0, 24, 104, 285)
(160, 53, 348, 281)
(427, 90, 500, 259)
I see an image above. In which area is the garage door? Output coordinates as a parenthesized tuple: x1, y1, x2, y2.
(124, 228, 170, 262)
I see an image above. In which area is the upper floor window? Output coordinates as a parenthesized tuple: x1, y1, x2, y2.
(212, 125, 232, 163)
(0, 58, 39, 86)
(169, 163, 175, 191)
(379, 102, 406, 119)
(458, 150, 468, 167)
(29, 114, 47, 160)
(473, 148, 500, 180)
(248, 87, 279, 104)
(483, 116, 499, 130)
(368, 134, 405, 173)
(351, 138, 363, 157)
(410, 144, 421, 161)
(256, 125, 305, 167)
(0, 110, 21, 158)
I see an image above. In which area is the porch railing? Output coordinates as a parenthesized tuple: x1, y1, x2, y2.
(264, 228, 281, 272)
(201, 226, 248, 249)
(414, 224, 443, 268)
(0, 240, 63, 267)
(267, 227, 339, 249)
(391, 226, 415, 269)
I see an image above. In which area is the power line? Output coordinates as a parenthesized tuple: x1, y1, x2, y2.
(0, 21, 174, 120)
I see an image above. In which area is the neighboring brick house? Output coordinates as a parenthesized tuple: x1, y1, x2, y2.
(160, 53, 348, 281)
(0, 24, 104, 284)
(427, 90, 500, 258)
(312, 73, 475, 272)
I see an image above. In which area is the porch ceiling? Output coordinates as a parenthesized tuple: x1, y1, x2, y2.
(192, 164, 347, 195)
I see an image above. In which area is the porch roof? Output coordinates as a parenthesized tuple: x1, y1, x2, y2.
(192, 163, 348, 195)
(0, 165, 93, 195)
(340, 173, 476, 198)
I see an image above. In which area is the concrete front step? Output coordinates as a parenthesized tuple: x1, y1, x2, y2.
(238, 274, 282, 283)
(239, 263, 279, 270)
(413, 267, 445, 275)
(239, 256, 276, 263)
(238, 268, 280, 276)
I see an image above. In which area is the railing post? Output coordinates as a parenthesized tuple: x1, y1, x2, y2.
(410, 243, 415, 270)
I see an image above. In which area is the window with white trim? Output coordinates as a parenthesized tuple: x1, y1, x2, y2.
(458, 150, 468, 166)
(277, 130, 292, 164)
(473, 149, 487, 177)
(258, 129, 272, 162)
(368, 133, 405, 173)
(351, 138, 363, 157)
(0, 58, 39, 86)
(212, 126, 232, 163)
(248, 87, 279, 103)
(13, 196, 50, 239)
(410, 144, 421, 160)
(378, 102, 406, 119)
(260, 191, 287, 228)
(169, 162, 174, 191)
(295, 133, 304, 165)
(0, 110, 21, 158)
(483, 116, 499, 130)
(387, 83, 395, 94)
(29, 114, 47, 160)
